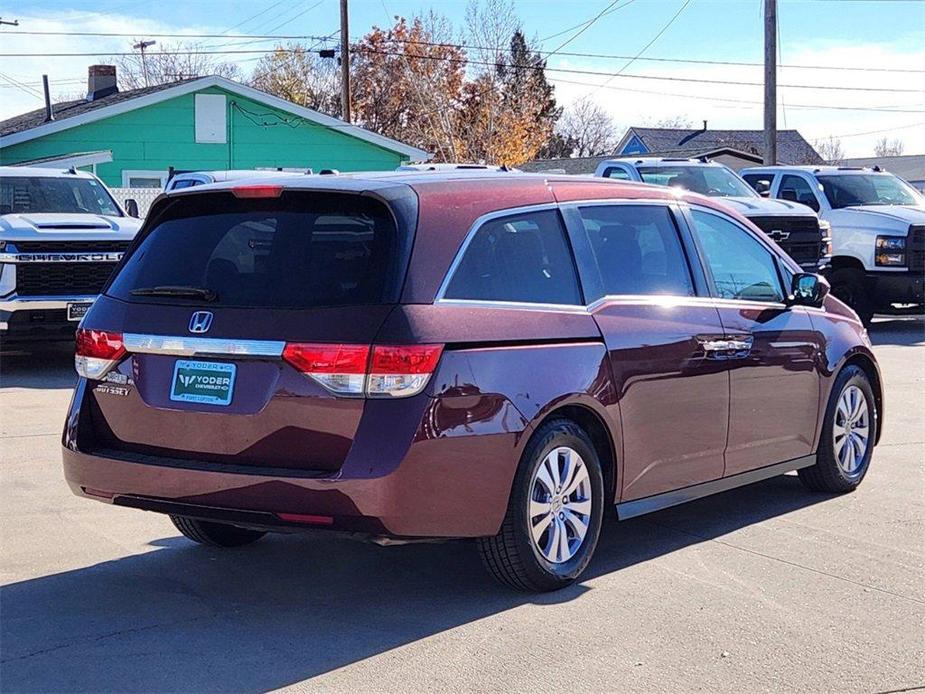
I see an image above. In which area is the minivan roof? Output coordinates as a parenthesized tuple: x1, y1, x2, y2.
(0, 166, 97, 179)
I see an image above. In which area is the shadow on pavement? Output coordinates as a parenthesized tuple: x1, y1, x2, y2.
(867, 316, 924, 347)
(0, 473, 830, 692)
(0, 345, 76, 390)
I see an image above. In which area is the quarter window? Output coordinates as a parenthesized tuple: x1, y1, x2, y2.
(602, 167, 632, 181)
(577, 204, 694, 299)
(442, 210, 582, 305)
(690, 209, 785, 303)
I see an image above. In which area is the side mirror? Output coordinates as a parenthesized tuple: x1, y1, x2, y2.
(789, 273, 830, 308)
(754, 179, 771, 197)
(780, 189, 798, 202)
(124, 198, 139, 218)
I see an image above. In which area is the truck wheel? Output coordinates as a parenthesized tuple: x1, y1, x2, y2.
(827, 267, 874, 326)
(170, 515, 266, 547)
(799, 365, 877, 493)
(477, 418, 604, 592)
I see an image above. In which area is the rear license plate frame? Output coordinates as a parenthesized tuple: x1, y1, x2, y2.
(170, 359, 236, 406)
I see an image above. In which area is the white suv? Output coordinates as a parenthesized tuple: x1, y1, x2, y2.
(741, 165, 925, 324)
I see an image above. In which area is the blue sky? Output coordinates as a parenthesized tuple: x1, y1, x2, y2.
(2, 0, 924, 156)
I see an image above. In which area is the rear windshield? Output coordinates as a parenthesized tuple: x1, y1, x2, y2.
(107, 191, 404, 308)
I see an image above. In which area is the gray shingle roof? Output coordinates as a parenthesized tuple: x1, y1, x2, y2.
(621, 127, 823, 165)
(0, 78, 200, 138)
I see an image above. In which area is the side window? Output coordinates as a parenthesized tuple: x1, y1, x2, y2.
(443, 209, 582, 305)
(742, 173, 771, 194)
(690, 209, 785, 303)
(602, 167, 631, 181)
(577, 205, 694, 299)
(779, 174, 820, 211)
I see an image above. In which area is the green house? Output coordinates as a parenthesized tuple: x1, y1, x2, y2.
(0, 66, 429, 188)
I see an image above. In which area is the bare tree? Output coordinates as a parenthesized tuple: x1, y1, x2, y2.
(556, 96, 619, 157)
(114, 41, 241, 90)
(647, 115, 693, 128)
(874, 137, 904, 157)
(814, 136, 846, 164)
(251, 44, 341, 116)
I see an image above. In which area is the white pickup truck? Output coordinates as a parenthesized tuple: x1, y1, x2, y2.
(741, 165, 925, 325)
(0, 167, 142, 344)
(595, 158, 830, 272)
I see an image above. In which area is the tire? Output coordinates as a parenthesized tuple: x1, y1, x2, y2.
(170, 515, 267, 547)
(827, 267, 874, 326)
(799, 365, 877, 493)
(478, 418, 605, 592)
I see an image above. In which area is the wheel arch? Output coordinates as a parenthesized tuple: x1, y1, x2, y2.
(841, 352, 884, 445)
(525, 401, 619, 507)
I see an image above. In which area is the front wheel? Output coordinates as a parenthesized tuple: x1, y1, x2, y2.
(827, 267, 874, 326)
(799, 366, 877, 493)
(478, 419, 604, 592)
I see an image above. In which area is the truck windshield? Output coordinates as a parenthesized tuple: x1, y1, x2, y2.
(816, 173, 923, 209)
(636, 165, 756, 198)
(0, 176, 122, 216)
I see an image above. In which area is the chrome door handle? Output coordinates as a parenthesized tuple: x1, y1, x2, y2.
(698, 336, 753, 359)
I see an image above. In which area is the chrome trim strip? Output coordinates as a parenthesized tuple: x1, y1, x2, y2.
(123, 334, 285, 357)
(434, 298, 588, 313)
(0, 295, 98, 311)
(0, 252, 124, 263)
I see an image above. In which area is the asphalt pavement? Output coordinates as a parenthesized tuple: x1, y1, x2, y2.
(1, 318, 923, 693)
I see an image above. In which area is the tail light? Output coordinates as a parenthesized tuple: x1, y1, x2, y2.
(75, 329, 125, 379)
(282, 343, 443, 398)
(231, 184, 283, 199)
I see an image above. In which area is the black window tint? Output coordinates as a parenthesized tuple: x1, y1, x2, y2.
(742, 173, 771, 191)
(443, 209, 582, 305)
(690, 209, 785, 302)
(108, 192, 402, 308)
(578, 205, 694, 299)
(603, 167, 631, 180)
(779, 174, 820, 210)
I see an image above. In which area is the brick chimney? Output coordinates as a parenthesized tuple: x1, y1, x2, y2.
(87, 65, 118, 102)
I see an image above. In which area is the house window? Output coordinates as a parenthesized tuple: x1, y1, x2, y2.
(195, 94, 227, 144)
(122, 170, 168, 188)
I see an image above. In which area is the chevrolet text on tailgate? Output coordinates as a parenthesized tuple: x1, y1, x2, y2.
(63, 172, 883, 591)
(0, 167, 142, 344)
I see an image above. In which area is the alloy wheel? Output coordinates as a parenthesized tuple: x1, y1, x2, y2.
(528, 446, 593, 564)
(833, 384, 870, 476)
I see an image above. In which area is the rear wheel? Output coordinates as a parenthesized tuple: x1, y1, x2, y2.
(170, 515, 267, 547)
(827, 267, 874, 326)
(478, 419, 604, 592)
(799, 366, 877, 493)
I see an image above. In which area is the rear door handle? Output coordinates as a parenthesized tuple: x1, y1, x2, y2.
(698, 335, 754, 359)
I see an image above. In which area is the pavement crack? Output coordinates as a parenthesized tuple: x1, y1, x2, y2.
(0, 614, 216, 664)
(644, 519, 925, 607)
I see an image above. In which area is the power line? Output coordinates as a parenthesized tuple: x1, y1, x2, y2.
(549, 76, 925, 113)
(544, 0, 625, 58)
(3, 45, 921, 95)
(590, 0, 692, 97)
(6, 29, 923, 74)
(539, 0, 640, 42)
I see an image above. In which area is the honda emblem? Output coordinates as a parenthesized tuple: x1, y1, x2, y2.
(188, 311, 213, 334)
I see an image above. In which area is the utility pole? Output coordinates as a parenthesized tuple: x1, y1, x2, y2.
(132, 39, 156, 87)
(339, 0, 351, 123)
(763, 0, 777, 165)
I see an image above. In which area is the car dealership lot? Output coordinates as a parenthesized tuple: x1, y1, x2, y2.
(1, 318, 923, 693)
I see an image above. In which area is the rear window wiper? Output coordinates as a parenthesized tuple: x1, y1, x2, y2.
(130, 286, 218, 301)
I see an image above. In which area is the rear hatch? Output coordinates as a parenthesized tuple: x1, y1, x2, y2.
(80, 185, 417, 473)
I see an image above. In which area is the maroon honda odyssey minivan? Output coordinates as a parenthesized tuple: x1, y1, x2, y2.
(63, 172, 882, 591)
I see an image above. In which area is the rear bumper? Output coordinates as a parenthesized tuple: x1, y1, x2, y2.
(0, 295, 97, 342)
(62, 381, 526, 539)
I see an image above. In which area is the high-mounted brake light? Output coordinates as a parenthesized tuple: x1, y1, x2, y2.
(231, 184, 283, 199)
(75, 328, 125, 380)
(282, 343, 443, 398)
